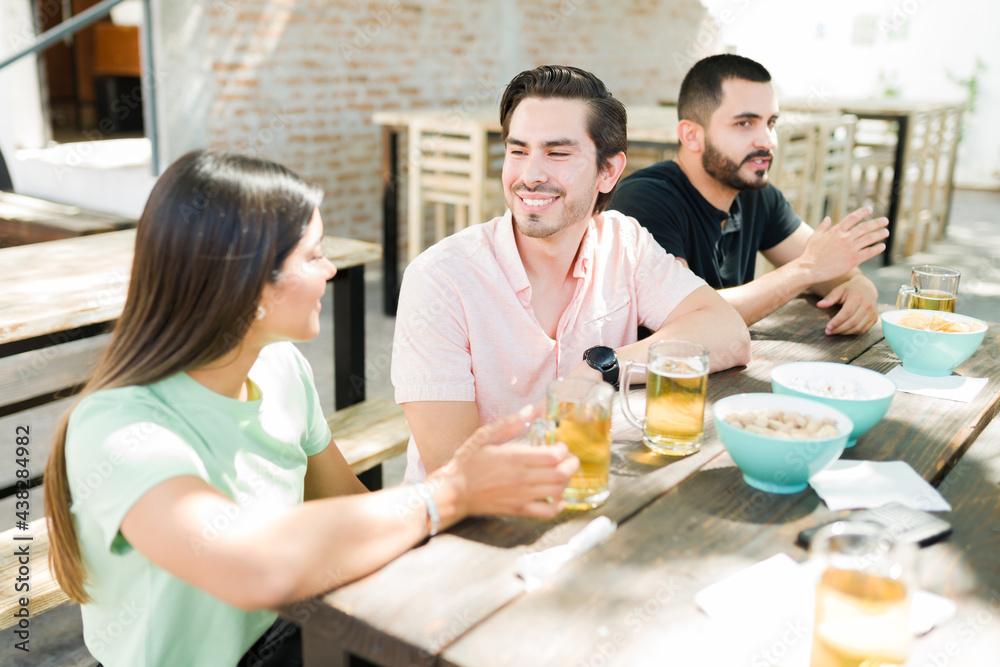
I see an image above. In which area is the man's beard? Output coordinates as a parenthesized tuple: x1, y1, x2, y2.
(508, 181, 596, 238)
(702, 140, 771, 192)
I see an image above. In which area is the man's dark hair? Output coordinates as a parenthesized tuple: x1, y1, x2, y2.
(499, 65, 627, 215)
(677, 55, 772, 128)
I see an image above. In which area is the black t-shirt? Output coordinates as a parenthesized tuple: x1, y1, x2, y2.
(611, 160, 802, 288)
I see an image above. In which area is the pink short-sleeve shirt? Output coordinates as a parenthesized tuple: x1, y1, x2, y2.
(391, 210, 706, 479)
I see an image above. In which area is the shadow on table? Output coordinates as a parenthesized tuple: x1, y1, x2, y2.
(672, 465, 822, 527)
(447, 440, 703, 550)
(610, 438, 692, 477)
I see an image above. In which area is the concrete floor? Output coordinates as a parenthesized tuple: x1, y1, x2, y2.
(2, 187, 998, 664)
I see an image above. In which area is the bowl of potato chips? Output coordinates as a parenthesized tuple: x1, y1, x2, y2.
(881, 309, 987, 377)
(713, 393, 852, 494)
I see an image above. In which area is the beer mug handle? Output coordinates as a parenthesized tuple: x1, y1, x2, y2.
(529, 417, 556, 446)
(618, 360, 646, 431)
(896, 284, 916, 310)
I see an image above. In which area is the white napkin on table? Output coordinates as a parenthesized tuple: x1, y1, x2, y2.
(695, 553, 956, 638)
(809, 460, 952, 512)
(886, 365, 987, 403)
(515, 516, 617, 592)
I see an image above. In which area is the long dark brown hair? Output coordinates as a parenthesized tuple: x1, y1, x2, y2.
(44, 150, 322, 602)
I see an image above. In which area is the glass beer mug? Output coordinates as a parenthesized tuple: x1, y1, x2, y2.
(809, 520, 917, 667)
(619, 340, 709, 456)
(531, 378, 615, 510)
(896, 265, 960, 312)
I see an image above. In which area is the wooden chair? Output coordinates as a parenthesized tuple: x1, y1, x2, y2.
(812, 114, 857, 227)
(767, 112, 822, 224)
(754, 113, 821, 278)
(850, 117, 897, 222)
(927, 104, 964, 242)
(894, 106, 955, 259)
(405, 120, 505, 265)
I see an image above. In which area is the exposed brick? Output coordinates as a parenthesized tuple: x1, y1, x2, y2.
(161, 0, 708, 245)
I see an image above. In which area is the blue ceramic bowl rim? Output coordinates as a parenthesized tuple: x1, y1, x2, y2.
(770, 361, 896, 402)
(880, 309, 988, 335)
(712, 392, 854, 442)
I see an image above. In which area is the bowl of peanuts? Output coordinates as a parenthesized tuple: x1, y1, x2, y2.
(771, 362, 896, 447)
(880, 309, 987, 377)
(712, 393, 852, 494)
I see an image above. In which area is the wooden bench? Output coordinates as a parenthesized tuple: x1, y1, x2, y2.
(0, 397, 409, 631)
(0, 192, 135, 248)
(1, 518, 68, 631)
(329, 396, 410, 481)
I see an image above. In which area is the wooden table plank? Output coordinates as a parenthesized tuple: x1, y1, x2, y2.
(0, 230, 135, 345)
(441, 315, 1000, 667)
(0, 191, 134, 247)
(909, 415, 1000, 664)
(0, 229, 381, 347)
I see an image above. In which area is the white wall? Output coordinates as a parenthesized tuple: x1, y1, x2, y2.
(700, 0, 1000, 189)
(0, 0, 48, 179)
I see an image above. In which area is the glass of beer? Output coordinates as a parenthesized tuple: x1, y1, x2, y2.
(530, 378, 614, 510)
(896, 265, 960, 312)
(809, 520, 917, 667)
(618, 340, 709, 456)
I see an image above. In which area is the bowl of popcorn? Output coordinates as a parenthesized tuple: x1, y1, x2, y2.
(881, 309, 988, 377)
(712, 393, 852, 494)
(770, 362, 895, 448)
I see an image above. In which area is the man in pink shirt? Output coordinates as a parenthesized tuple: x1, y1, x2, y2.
(392, 65, 751, 480)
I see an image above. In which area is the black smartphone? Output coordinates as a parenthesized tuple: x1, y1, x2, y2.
(797, 502, 952, 549)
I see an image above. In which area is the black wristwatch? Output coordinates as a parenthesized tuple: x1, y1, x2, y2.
(583, 346, 620, 388)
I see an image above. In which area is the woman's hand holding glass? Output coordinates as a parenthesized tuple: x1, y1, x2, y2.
(432, 407, 579, 521)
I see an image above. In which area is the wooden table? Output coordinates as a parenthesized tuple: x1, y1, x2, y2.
(372, 106, 679, 315)
(0, 229, 381, 495)
(783, 97, 966, 265)
(290, 298, 1000, 666)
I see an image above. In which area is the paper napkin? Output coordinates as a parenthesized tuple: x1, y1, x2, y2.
(809, 460, 952, 512)
(696, 553, 956, 637)
(886, 365, 987, 403)
(515, 516, 617, 592)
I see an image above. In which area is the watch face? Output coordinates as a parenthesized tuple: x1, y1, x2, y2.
(587, 346, 616, 369)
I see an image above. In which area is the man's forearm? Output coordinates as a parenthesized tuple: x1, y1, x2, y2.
(617, 303, 751, 373)
(717, 261, 818, 326)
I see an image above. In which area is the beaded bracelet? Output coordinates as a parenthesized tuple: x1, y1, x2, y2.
(412, 481, 440, 538)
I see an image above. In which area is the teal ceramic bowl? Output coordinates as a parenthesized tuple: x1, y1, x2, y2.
(771, 362, 895, 448)
(881, 309, 987, 377)
(713, 393, 852, 495)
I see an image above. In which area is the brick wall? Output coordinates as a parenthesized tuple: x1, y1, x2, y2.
(155, 0, 714, 245)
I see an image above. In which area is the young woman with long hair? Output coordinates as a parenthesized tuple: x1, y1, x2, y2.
(44, 150, 577, 666)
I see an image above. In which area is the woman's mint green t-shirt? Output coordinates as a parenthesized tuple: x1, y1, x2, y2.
(64, 342, 332, 666)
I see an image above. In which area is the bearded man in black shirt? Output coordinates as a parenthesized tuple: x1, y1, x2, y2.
(613, 55, 887, 335)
